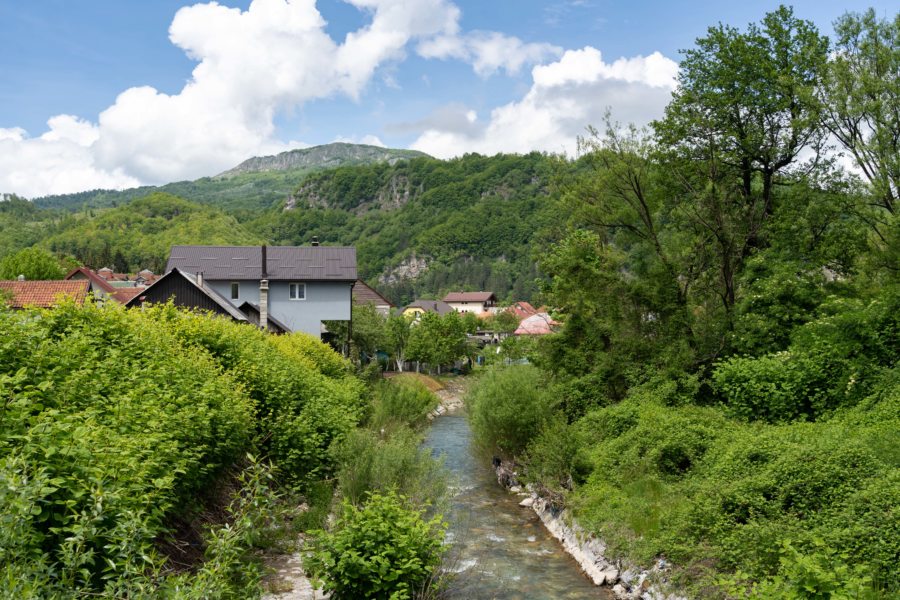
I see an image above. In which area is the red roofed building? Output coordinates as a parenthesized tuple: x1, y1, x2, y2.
(508, 301, 538, 321)
(65, 267, 117, 300)
(0, 280, 90, 309)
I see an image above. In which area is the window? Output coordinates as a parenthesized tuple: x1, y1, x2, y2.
(230, 282, 239, 300)
(289, 282, 306, 300)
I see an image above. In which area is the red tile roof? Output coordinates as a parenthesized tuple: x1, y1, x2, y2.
(443, 291, 496, 303)
(0, 280, 89, 308)
(110, 287, 145, 304)
(65, 267, 118, 293)
(508, 301, 538, 320)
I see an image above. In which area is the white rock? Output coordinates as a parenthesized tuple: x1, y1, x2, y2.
(601, 569, 619, 584)
(519, 497, 534, 508)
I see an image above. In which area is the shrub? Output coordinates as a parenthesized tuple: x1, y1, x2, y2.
(369, 378, 438, 432)
(306, 491, 446, 600)
(333, 427, 448, 509)
(466, 365, 555, 457)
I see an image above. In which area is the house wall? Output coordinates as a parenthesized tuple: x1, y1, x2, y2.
(207, 279, 352, 337)
(448, 301, 486, 314)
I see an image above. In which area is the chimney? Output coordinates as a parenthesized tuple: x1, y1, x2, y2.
(259, 279, 269, 332)
(311, 236, 319, 247)
(261, 244, 268, 278)
(196, 271, 203, 287)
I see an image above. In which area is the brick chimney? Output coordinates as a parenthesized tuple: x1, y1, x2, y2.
(196, 271, 204, 287)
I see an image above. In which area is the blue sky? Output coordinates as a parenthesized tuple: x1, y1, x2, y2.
(0, 1, 895, 197)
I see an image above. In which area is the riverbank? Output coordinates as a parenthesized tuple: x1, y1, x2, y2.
(493, 459, 687, 600)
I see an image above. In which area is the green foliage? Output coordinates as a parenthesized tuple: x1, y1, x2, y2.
(43, 193, 261, 272)
(306, 491, 446, 600)
(466, 366, 555, 457)
(368, 378, 439, 433)
(715, 288, 898, 422)
(406, 311, 471, 372)
(0, 301, 365, 595)
(0, 246, 67, 280)
(333, 427, 448, 510)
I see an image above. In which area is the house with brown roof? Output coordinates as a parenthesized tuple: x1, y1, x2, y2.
(0, 280, 89, 309)
(443, 291, 497, 315)
(352, 279, 394, 316)
(145, 244, 356, 337)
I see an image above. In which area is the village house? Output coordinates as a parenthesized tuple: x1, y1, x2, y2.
(129, 244, 356, 338)
(443, 291, 497, 315)
(402, 299, 455, 319)
(352, 279, 394, 316)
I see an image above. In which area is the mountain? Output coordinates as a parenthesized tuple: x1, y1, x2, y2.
(217, 143, 429, 177)
(33, 143, 430, 213)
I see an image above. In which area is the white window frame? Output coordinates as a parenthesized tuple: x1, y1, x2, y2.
(230, 282, 239, 300)
(289, 282, 306, 301)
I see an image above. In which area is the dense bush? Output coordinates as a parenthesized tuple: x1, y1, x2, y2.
(333, 427, 448, 509)
(466, 365, 555, 457)
(368, 378, 439, 432)
(0, 301, 366, 596)
(306, 491, 446, 600)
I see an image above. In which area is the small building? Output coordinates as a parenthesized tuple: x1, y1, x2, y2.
(352, 279, 394, 316)
(402, 299, 455, 319)
(514, 312, 559, 335)
(443, 291, 497, 315)
(508, 301, 538, 321)
(64, 267, 118, 301)
(0, 280, 89, 309)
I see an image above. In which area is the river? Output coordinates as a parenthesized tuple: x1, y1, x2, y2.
(424, 412, 612, 600)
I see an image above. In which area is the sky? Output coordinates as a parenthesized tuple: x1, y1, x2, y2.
(0, 0, 894, 198)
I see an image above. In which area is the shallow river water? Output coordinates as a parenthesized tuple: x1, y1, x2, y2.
(424, 412, 612, 600)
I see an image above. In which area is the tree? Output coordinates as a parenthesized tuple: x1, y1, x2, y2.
(0, 247, 67, 280)
(656, 6, 829, 223)
(385, 313, 413, 372)
(406, 312, 469, 374)
(821, 9, 899, 219)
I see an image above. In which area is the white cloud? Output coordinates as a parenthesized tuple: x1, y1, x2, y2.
(1, 0, 461, 197)
(0, 116, 139, 198)
(418, 31, 562, 77)
(409, 47, 678, 158)
(332, 134, 386, 147)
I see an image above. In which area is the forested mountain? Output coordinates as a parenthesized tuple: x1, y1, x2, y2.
(4, 151, 565, 304)
(42, 193, 261, 273)
(32, 143, 431, 214)
(249, 152, 565, 304)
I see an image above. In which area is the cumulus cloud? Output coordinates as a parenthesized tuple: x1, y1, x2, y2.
(409, 47, 678, 158)
(418, 31, 562, 77)
(2, 0, 461, 197)
(1, 1, 680, 197)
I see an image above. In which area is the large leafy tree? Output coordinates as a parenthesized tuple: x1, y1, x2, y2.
(0, 247, 67, 280)
(656, 5, 829, 221)
(821, 9, 900, 218)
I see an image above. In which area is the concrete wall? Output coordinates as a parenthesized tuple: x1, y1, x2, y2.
(207, 279, 352, 337)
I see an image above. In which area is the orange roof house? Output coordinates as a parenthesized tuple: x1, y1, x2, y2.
(0, 280, 90, 308)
